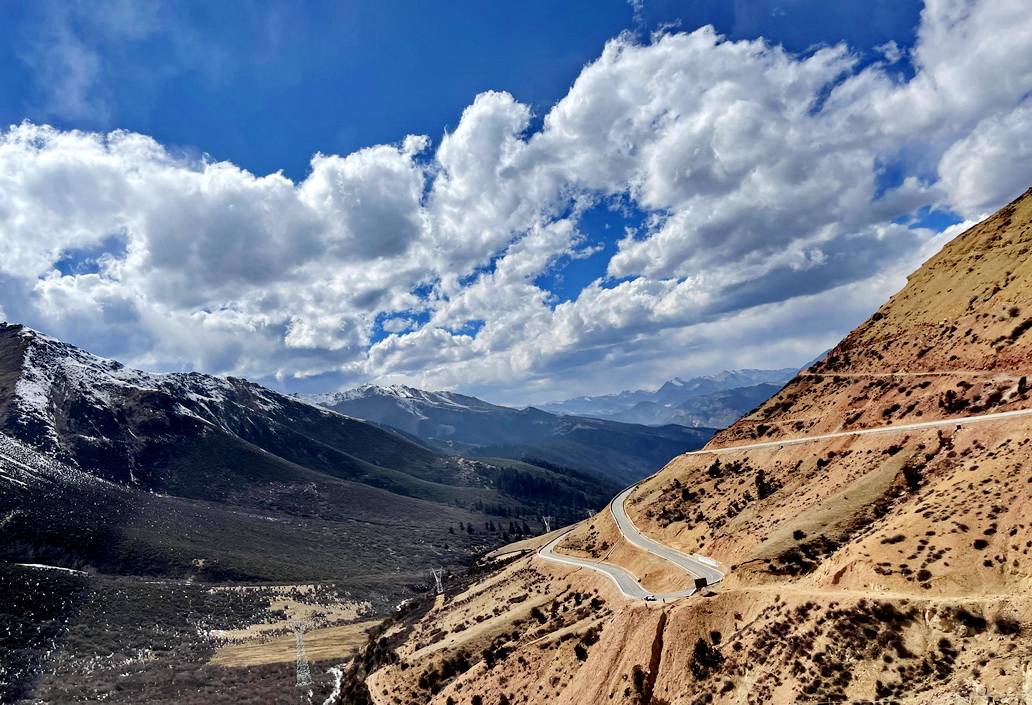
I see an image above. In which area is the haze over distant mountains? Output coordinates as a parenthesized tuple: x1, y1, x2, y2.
(538, 368, 797, 427)
(304, 385, 715, 487)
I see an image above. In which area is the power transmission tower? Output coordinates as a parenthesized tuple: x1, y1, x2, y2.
(431, 567, 445, 594)
(291, 619, 313, 690)
(542, 515, 554, 533)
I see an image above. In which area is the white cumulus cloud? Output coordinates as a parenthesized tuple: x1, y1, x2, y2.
(1, 0, 1031, 404)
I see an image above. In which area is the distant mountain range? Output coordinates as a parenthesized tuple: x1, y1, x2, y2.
(538, 368, 797, 427)
(303, 385, 715, 487)
(1, 323, 710, 702)
(0, 323, 622, 589)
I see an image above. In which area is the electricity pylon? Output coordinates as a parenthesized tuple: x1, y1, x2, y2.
(291, 619, 313, 689)
(431, 567, 445, 594)
(542, 515, 554, 532)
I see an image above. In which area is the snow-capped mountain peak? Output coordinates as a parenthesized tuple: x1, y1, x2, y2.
(303, 383, 492, 413)
(0, 322, 313, 478)
(539, 367, 798, 425)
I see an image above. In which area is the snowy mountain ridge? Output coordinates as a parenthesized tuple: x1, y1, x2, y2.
(4, 323, 335, 452)
(302, 384, 498, 417)
(0, 323, 354, 482)
(538, 367, 798, 426)
(1, 322, 626, 515)
(303, 381, 716, 486)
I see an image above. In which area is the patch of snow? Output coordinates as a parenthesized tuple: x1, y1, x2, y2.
(0, 469, 28, 488)
(13, 562, 88, 575)
(0, 431, 114, 488)
(322, 666, 345, 705)
(173, 403, 214, 425)
(303, 383, 489, 417)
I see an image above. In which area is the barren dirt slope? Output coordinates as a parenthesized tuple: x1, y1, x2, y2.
(352, 188, 1032, 705)
(717, 187, 1032, 446)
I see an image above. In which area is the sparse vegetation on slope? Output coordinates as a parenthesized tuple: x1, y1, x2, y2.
(367, 187, 1032, 705)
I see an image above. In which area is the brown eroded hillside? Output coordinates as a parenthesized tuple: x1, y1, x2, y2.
(717, 187, 1032, 446)
(350, 187, 1032, 705)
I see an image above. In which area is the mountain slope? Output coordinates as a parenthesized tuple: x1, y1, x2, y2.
(307, 384, 715, 486)
(362, 188, 1032, 705)
(0, 325, 617, 703)
(0, 324, 616, 517)
(539, 368, 795, 427)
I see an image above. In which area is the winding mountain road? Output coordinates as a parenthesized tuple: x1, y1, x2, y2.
(538, 530, 695, 601)
(537, 405, 1032, 602)
(610, 486, 724, 585)
(694, 406, 1032, 456)
(536, 485, 722, 602)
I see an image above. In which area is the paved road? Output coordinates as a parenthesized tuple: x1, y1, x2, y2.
(536, 485, 723, 602)
(693, 407, 1032, 456)
(610, 487, 725, 585)
(537, 404, 1032, 602)
(798, 370, 1024, 378)
(537, 528, 696, 602)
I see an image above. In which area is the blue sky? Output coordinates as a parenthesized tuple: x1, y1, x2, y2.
(1, 1, 922, 180)
(1, 1, 1030, 404)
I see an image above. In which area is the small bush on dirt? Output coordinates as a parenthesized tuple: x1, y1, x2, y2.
(690, 638, 724, 680)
